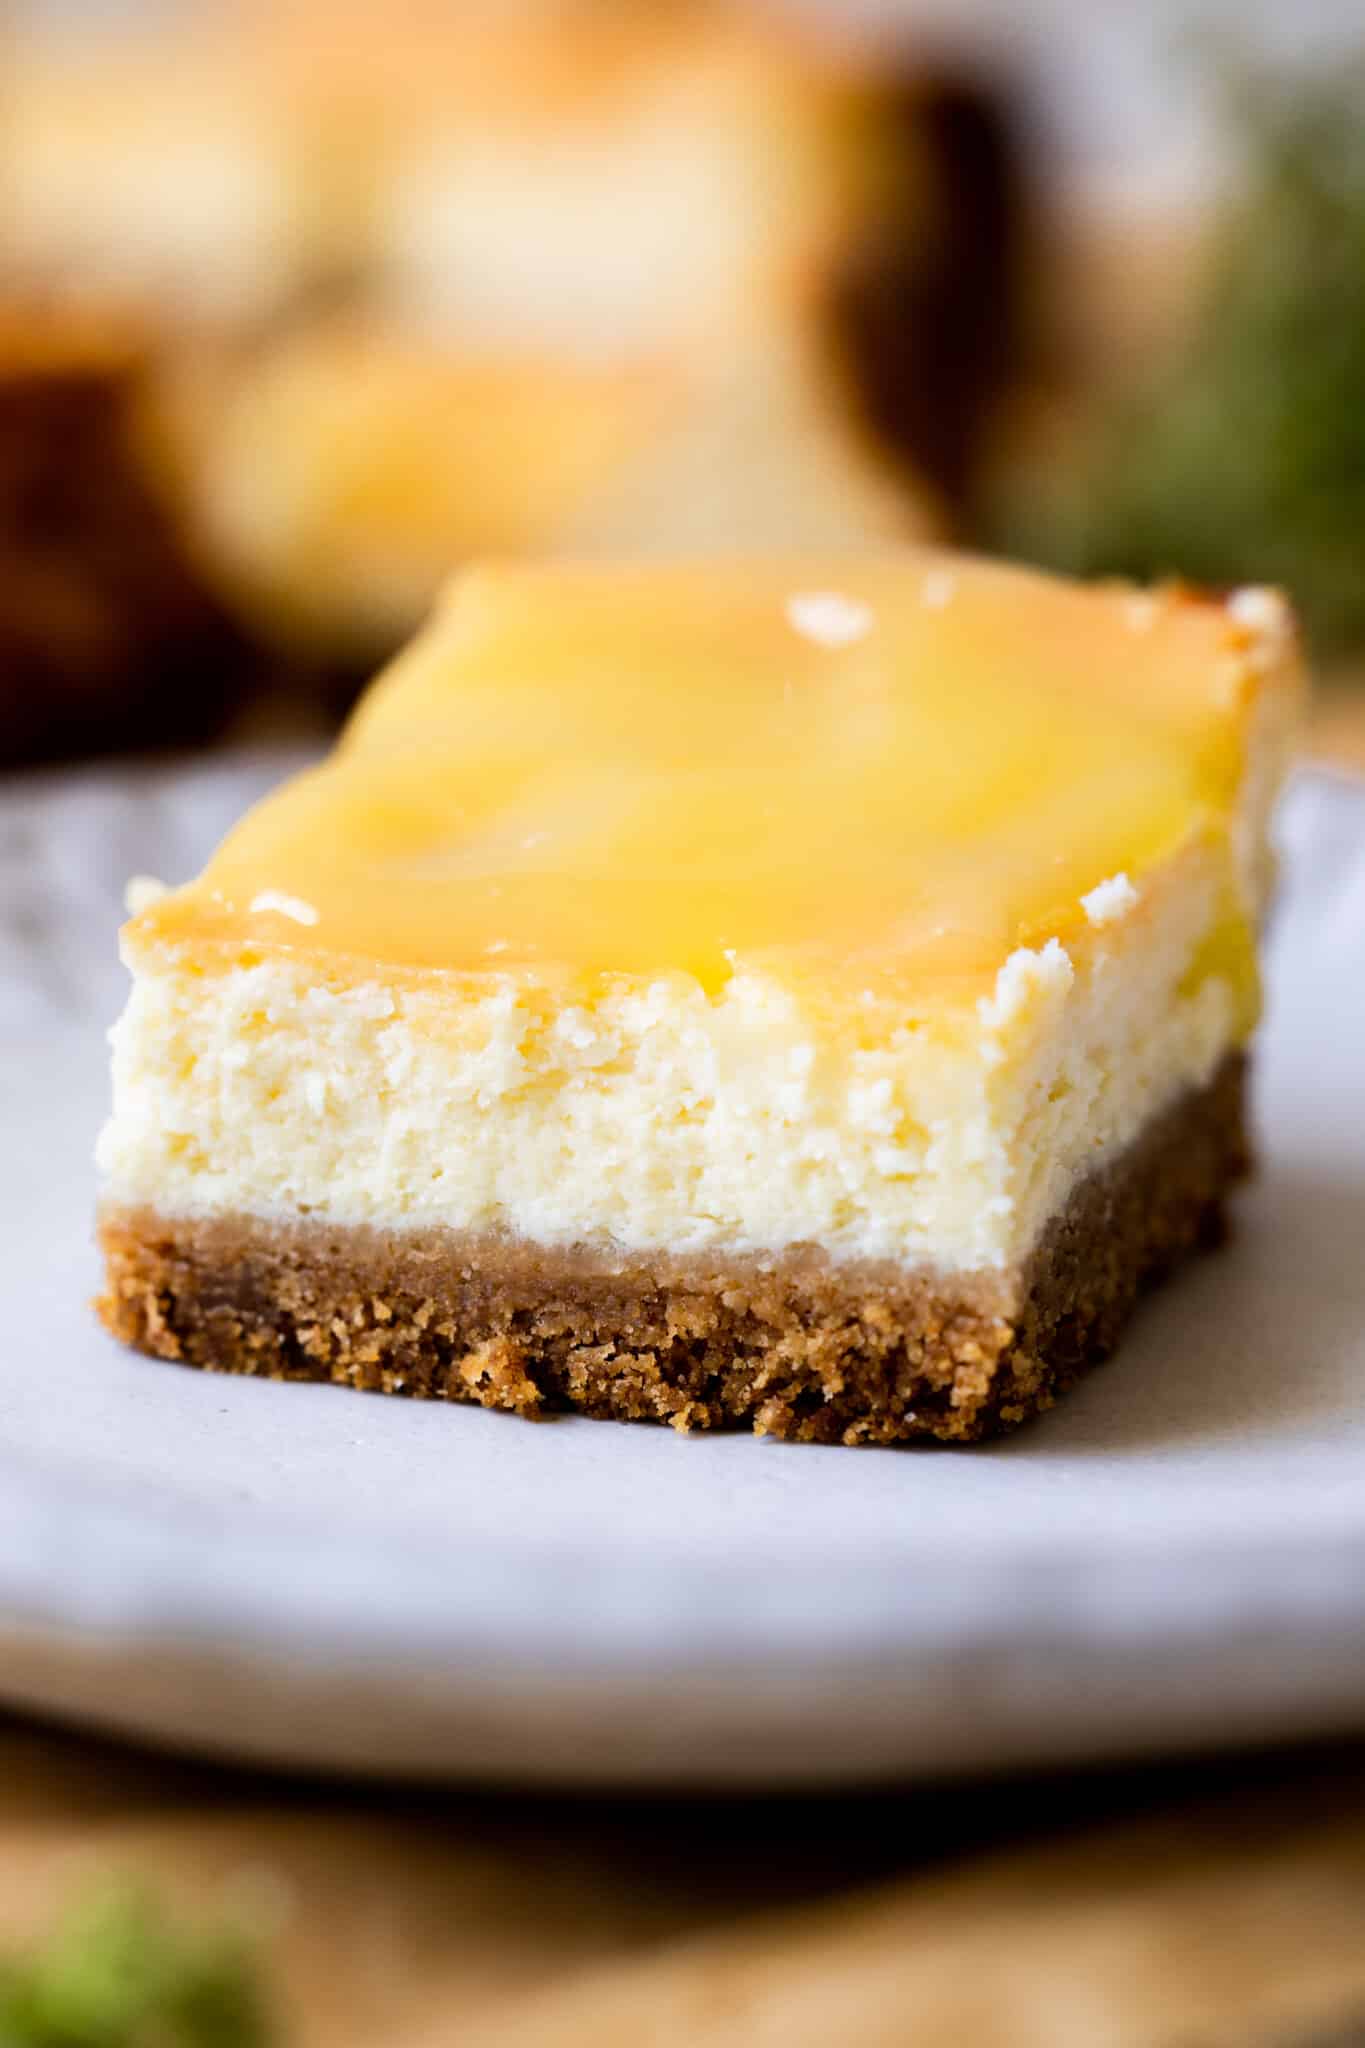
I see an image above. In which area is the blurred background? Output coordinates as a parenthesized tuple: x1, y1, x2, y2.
(1, 0, 1363, 765)
(3, 3, 1365, 2043)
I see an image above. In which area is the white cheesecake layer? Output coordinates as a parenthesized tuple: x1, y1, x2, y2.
(98, 842, 1242, 1274)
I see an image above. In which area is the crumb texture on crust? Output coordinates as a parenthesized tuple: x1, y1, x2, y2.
(97, 1056, 1247, 1446)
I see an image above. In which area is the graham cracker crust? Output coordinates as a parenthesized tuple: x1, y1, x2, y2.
(96, 1054, 1248, 1445)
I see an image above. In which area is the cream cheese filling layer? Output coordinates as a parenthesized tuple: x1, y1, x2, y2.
(98, 842, 1243, 1274)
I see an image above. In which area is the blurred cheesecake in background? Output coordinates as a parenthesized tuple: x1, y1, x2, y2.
(148, 325, 932, 667)
(0, 0, 1026, 744)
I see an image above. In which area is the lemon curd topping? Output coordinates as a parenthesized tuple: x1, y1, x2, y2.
(131, 555, 1293, 1005)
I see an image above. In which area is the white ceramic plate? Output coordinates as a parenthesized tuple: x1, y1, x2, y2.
(2, 756, 1363, 1787)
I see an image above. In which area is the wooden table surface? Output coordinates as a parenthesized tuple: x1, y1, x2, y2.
(5, 707, 1363, 2047)
(8, 1714, 1365, 2047)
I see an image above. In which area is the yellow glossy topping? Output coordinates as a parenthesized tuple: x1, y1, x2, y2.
(134, 555, 1277, 1001)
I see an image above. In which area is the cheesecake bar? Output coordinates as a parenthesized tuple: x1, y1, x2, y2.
(96, 555, 1302, 1443)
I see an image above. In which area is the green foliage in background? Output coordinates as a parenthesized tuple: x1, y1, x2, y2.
(1003, 60, 1365, 657)
(0, 1888, 274, 2048)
